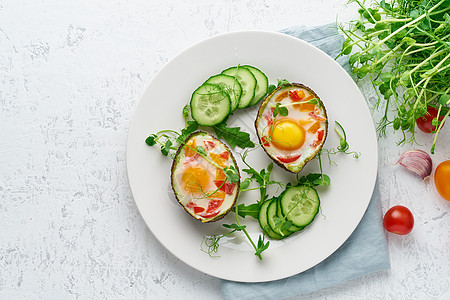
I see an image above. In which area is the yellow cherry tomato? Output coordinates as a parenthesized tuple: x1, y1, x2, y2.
(434, 160, 450, 201)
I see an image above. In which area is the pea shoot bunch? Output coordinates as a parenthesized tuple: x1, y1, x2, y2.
(337, 0, 449, 153)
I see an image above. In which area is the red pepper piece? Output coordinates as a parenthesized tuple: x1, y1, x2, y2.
(214, 180, 224, 189)
(206, 199, 224, 213)
(203, 140, 216, 151)
(214, 180, 236, 195)
(309, 111, 326, 121)
(200, 210, 220, 219)
(277, 154, 301, 164)
(193, 206, 205, 214)
(263, 107, 275, 126)
(289, 90, 305, 102)
(261, 136, 270, 147)
(224, 182, 235, 195)
(183, 153, 200, 164)
(219, 151, 229, 160)
(317, 129, 324, 142)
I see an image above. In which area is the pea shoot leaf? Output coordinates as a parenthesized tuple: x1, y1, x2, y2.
(273, 103, 288, 117)
(196, 145, 207, 156)
(439, 94, 450, 106)
(182, 104, 190, 120)
(277, 79, 290, 87)
(145, 134, 157, 146)
(240, 178, 251, 190)
(224, 165, 240, 183)
(177, 120, 198, 143)
(161, 140, 172, 156)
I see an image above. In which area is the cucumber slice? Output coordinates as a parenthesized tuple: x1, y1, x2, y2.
(204, 74, 242, 112)
(243, 65, 269, 107)
(258, 200, 283, 240)
(280, 186, 320, 228)
(276, 197, 304, 232)
(190, 83, 231, 126)
(222, 66, 256, 108)
(267, 199, 292, 238)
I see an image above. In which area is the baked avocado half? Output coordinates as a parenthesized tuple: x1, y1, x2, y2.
(171, 131, 240, 223)
(255, 83, 328, 173)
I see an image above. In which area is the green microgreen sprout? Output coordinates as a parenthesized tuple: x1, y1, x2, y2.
(323, 121, 361, 164)
(271, 98, 319, 110)
(239, 149, 285, 204)
(145, 129, 183, 159)
(336, 0, 450, 153)
(201, 223, 247, 257)
(202, 177, 270, 260)
(145, 120, 199, 158)
(335, 121, 349, 152)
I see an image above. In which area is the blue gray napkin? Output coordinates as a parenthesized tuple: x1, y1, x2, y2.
(221, 24, 390, 300)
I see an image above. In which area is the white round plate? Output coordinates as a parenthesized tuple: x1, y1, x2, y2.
(126, 31, 378, 282)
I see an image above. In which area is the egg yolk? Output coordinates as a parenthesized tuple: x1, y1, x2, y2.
(182, 167, 210, 193)
(270, 119, 306, 151)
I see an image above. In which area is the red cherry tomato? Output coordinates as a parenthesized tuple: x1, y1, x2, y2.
(383, 205, 414, 235)
(416, 106, 445, 133)
(434, 160, 450, 201)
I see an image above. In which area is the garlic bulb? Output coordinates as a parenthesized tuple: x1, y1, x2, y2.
(396, 149, 432, 180)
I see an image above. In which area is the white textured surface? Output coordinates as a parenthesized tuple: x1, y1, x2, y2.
(0, 0, 449, 299)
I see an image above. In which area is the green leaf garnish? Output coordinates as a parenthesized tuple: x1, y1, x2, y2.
(233, 203, 260, 219)
(254, 235, 270, 257)
(212, 122, 255, 149)
(298, 173, 330, 187)
(223, 223, 246, 231)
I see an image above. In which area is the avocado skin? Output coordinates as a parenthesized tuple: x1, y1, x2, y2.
(255, 83, 328, 173)
(170, 131, 240, 223)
